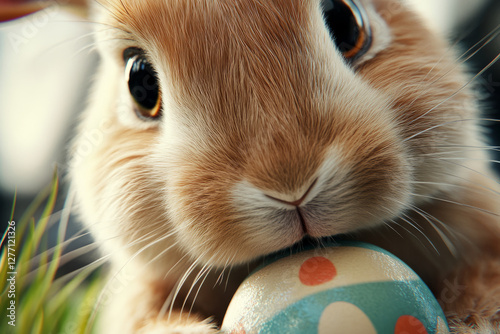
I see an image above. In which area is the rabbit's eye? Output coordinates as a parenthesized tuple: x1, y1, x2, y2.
(123, 48, 162, 120)
(321, 0, 372, 61)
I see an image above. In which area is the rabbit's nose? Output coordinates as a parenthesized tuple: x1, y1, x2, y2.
(265, 179, 317, 207)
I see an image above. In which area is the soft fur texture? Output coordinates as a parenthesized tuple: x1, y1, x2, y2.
(68, 0, 500, 332)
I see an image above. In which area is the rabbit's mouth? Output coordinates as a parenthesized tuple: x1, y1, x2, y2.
(295, 208, 309, 235)
(264, 180, 318, 236)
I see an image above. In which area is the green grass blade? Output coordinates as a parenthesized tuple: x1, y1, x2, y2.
(0, 171, 102, 334)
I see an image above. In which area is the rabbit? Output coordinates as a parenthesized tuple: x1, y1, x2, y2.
(65, 0, 500, 332)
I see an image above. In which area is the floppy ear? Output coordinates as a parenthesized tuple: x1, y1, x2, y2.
(0, 0, 87, 22)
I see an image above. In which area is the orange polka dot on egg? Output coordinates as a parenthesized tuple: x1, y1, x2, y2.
(394, 315, 428, 334)
(299, 256, 337, 286)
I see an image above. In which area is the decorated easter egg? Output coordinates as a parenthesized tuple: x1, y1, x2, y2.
(222, 241, 449, 334)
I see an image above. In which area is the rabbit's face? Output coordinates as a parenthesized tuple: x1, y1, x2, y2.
(72, 0, 478, 266)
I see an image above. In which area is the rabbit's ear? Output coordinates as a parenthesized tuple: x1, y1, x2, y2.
(0, 0, 87, 23)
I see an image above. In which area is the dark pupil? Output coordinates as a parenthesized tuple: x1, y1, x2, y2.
(128, 58, 159, 110)
(321, 0, 360, 54)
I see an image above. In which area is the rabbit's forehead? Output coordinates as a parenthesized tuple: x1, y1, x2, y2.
(101, 0, 342, 90)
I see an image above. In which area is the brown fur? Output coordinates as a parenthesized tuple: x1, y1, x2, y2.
(67, 0, 500, 332)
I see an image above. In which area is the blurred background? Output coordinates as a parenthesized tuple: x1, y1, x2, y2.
(0, 0, 499, 271)
(0, 0, 97, 272)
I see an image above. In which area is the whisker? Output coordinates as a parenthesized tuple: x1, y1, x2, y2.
(167, 257, 203, 322)
(407, 205, 459, 257)
(188, 265, 213, 319)
(28, 220, 164, 277)
(434, 170, 500, 197)
(144, 240, 180, 268)
(155, 252, 199, 321)
(437, 159, 500, 186)
(421, 147, 500, 157)
(409, 180, 500, 197)
(27, 230, 93, 267)
(157, 252, 196, 323)
(157, 283, 177, 322)
(52, 224, 162, 284)
(406, 25, 500, 113)
(435, 157, 500, 165)
(51, 253, 110, 291)
(43, 242, 100, 272)
(362, 207, 405, 239)
(403, 118, 500, 143)
(224, 259, 236, 293)
(184, 261, 212, 318)
(86, 228, 176, 332)
(412, 52, 499, 127)
(215, 255, 234, 287)
(388, 218, 431, 250)
(381, 220, 404, 238)
(433, 144, 500, 152)
(400, 213, 440, 254)
(38, 29, 97, 55)
(162, 252, 191, 281)
(410, 193, 499, 217)
(70, 36, 136, 59)
(434, 25, 500, 84)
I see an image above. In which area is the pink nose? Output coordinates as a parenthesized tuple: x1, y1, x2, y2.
(265, 179, 317, 207)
